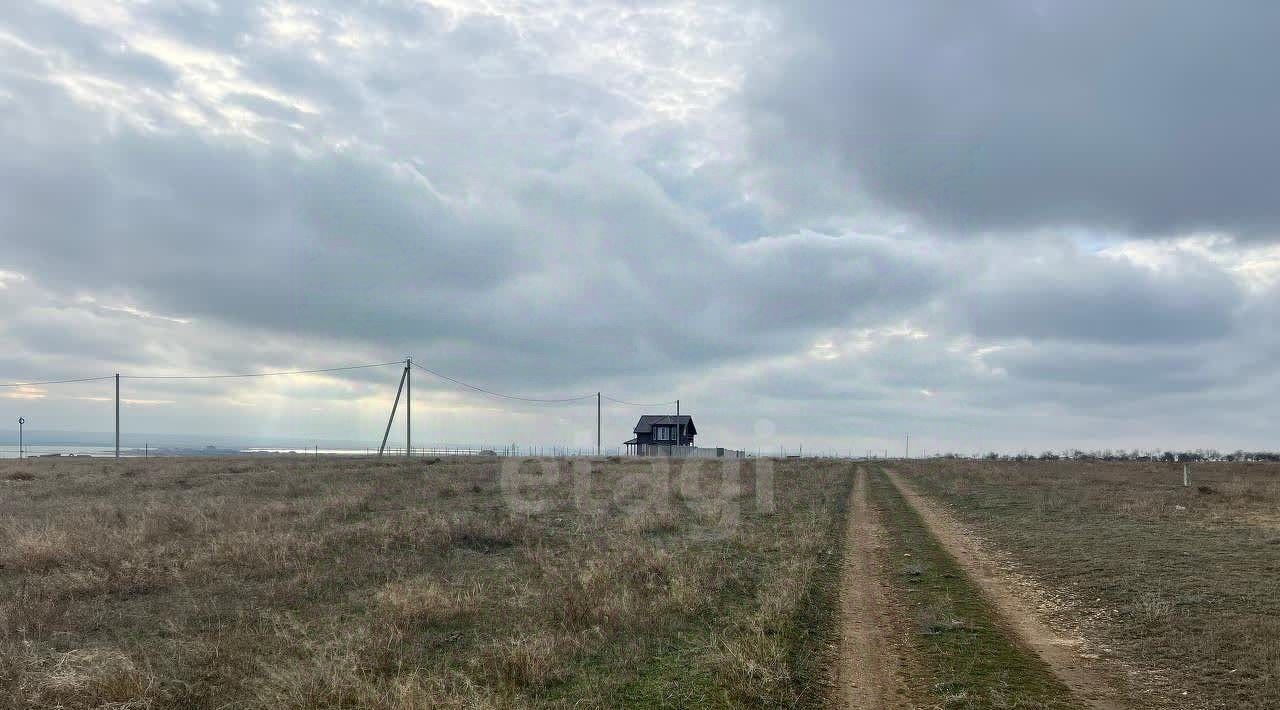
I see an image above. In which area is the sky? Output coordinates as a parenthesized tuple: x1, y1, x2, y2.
(2, 0, 1280, 455)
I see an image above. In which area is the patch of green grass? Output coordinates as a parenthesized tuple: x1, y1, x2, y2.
(605, 636, 727, 708)
(784, 466, 852, 708)
(866, 467, 1080, 709)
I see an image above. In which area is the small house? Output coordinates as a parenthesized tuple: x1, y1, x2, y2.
(624, 415, 696, 455)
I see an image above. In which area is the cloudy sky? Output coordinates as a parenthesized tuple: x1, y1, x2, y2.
(2, 0, 1279, 454)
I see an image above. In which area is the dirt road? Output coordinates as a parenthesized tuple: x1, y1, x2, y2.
(836, 467, 907, 709)
(883, 468, 1129, 710)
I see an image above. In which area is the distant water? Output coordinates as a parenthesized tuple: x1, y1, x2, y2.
(244, 447, 488, 456)
(1, 445, 532, 459)
(0, 445, 137, 458)
(243, 448, 372, 456)
(0, 445, 368, 458)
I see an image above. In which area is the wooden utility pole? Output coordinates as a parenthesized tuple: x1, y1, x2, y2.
(596, 392, 601, 456)
(114, 373, 120, 459)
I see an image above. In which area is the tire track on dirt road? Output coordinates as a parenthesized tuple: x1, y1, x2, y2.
(837, 466, 908, 709)
(884, 467, 1130, 710)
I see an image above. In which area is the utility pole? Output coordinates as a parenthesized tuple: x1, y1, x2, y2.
(676, 399, 680, 448)
(378, 365, 408, 457)
(114, 373, 120, 459)
(596, 392, 601, 457)
(906, 434, 910, 460)
(405, 358, 411, 457)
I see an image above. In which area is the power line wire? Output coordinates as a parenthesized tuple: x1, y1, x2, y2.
(412, 361, 596, 403)
(601, 395, 679, 407)
(122, 361, 405, 381)
(3, 361, 673, 413)
(0, 375, 116, 388)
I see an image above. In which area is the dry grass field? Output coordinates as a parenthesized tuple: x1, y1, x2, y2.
(0, 456, 850, 709)
(5, 455, 1275, 709)
(904, 459, 1280, 710)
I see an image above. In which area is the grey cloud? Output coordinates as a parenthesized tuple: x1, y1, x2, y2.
(0, 78, 938, 394)
(0, 3, 177, 87)
(447, 13, 520, 58)
(7, 0, 1280, 453)
(983, 343, 1217, 397)
(133, 1, 260, 52)
(2, 132, 524, 332)
(225, 92, 305, 123)
(752, 1, 1280, 236)
(952, 243, 1242, 344)
(723, 233, 942, 331)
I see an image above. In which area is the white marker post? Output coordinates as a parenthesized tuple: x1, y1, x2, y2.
(1183, 464, 1190, 487)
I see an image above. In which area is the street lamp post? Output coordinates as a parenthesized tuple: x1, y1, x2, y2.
(17, 417, 24, 459)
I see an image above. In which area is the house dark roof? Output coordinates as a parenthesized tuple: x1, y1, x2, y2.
(633, 415, 696, 435)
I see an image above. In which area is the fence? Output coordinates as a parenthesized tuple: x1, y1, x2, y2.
(633, 444, 745, 459)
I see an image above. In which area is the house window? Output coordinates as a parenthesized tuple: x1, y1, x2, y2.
(656, 426, 669, 441)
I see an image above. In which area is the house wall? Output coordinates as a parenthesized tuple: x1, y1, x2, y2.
(640, 426, 693, 446)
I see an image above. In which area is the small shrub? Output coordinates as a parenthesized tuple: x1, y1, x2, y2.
(449, 515, 529, 552)
(375, 576, 482, 627)
(20, 648, 157, 708)
(142, 509, 197, 542)
(622, 509, 681, 535)
(1, 526, 74, 571)
(476, 632, 578, 689)
(1133, 592, 1174, 626)
(711, 622, 797, 707)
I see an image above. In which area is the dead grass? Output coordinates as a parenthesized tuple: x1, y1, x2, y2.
(908, 459, 1280, 709)
(375, 575, 484, 628)
(475, 631, 582, 690)
(0, 455, 848, 708)
(14, 647, 157, 710)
